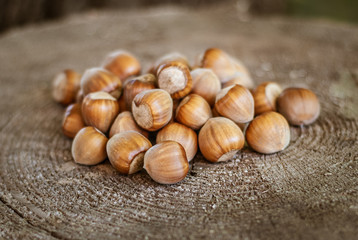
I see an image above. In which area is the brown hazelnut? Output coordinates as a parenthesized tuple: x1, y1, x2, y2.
(221, 71, 254, 89)
(80, 67, 122, 98)
(199, 117, 245, 163)
(109, 111, 148, 138)
(196, 48, 251, 84)
(132, 89, 173, 131)
(190, 68, 221, 106)
(157, 61, 192, 99)
(72, 126, 108, 165)
(117, 94, 128, 112)
(148, 52, 190, 75)
(156, 122, 198, 162)
(144, 141, 189, 184)
(123, 74, 157, 110)
(246, 111, 290, 154)
(214, 84, 254, 124)
(82, 91, 119, 133)
(277, 88, 320, 126)
(52, 69, 81, 105)
(62, 103, 85, 138)
(253, 81, 282, 115)
(107, 131, 152, 174)
(102, 50, 141, 83)
(175, 94, 212, 130)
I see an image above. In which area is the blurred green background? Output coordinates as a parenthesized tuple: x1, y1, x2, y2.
(288, 0, 358, 23)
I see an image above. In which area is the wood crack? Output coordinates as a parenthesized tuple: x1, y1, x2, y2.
(0, 195, 68, 240)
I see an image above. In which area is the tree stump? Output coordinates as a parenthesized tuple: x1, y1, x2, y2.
(0, 5, 357, 240)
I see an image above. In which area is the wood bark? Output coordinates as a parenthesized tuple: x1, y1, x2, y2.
(0, 5, 357, 240)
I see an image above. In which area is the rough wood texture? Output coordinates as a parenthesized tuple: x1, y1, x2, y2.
(0, 5, 358, 240)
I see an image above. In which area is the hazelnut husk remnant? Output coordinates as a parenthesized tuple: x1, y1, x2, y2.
(157, 61, 192, 99)
(132, 89, 173, 131)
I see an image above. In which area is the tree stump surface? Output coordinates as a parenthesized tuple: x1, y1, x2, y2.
(0, 6, 357, 240)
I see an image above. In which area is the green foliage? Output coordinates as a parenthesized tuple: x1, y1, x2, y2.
(288, 0, 358, 23)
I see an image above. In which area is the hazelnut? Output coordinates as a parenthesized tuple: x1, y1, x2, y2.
(246, 111, 290, 154)
(253, 81, 282, 115)
(132, 89, 173, 131)
(76, 89, 84, 104)
(148, 52, 190, 75)
(109, 111, 148, 138)
(196, 48, 251, 84)
(107, 131, 152, 174)
(52, 69, 81, 105)
(277, 88, 320, 126)
(221, 71, 254, 89)
(82, 91, 119, 133)
(157, 61, 192, 99)
(198, 117, 245, 163)
(175, 94, 212, 130)
(156, 122, 198, 162)
(144, 141, 189, 184)
(214, 84, 254, 124)
(72, 126, 108, 165)
(123, 74, 157, 110)
(62, 103, 85, 138)
(80, 67, 122, 98)
(190, 68, 221, 106)
(117, 94, 128, 112)
(102, 50, 141, 83)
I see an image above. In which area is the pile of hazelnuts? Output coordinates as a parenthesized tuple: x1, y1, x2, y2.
(52, 48, 320, 184)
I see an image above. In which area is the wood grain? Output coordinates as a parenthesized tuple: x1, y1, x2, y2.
(0, 5, 357, 240)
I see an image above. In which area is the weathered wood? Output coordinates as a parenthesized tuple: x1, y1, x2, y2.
(0, 5, 357, 240)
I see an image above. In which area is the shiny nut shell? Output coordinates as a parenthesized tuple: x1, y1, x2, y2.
(246, 111, 290, 154)
(107, 131, 152, 174)
(150, 52, 190, 75)
(102, 50, 141, 82)
(52, 69, 81, 105)
(80, 67, 122, 98)
(72, 126, 108, 165)
(253, 81, 282, 115)
(144, 141, 189, 184)
(198, 117, 245, 163)
(277, 88, 320, 126)
(157, 61, 192, 99)
(82, 91, 119, 133)
(156, 122, 198, 162)
(123, 74, 157, 109)
(190, 68, 221, 106)
(109, 111, 148, 138)
(132, 89, 173, 131)
(198, 48, 250, 84)
(175, 94, 212, 130)
(214, 84, 254, 124)
(62, 103, 85, 138)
